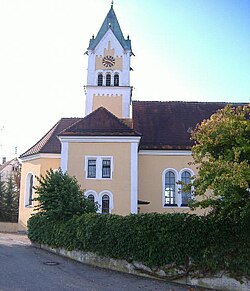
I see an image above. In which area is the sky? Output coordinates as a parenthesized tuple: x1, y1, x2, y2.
(0, 0, 249, 161)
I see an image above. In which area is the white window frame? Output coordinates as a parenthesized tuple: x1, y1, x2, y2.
(85, 190, 114, 214)
(99, 190, 113, 214)
(162, 168, 178, 207)
(162, 168, 195, 208)
(24, 172, 34, 208)
(85, 156, 113, 180)
(85, 190, 98, 203)
(179, 168, 195, 208)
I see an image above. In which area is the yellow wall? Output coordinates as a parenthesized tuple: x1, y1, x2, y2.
(93, 94, 123, 118)
(67, 142, 131, 215)
(18, 157, 60, 231)
(138, 154, 205, 215)
(95, 41, 123, 71)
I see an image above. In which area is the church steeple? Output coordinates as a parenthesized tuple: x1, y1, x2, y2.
(88, 4, 131, 52)
(85, 4, 133, 118)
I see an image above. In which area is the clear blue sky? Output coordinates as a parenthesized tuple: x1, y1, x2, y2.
(0, 0, 249, 160)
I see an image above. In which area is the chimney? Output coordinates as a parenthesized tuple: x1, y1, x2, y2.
(2, 157, 6, 164)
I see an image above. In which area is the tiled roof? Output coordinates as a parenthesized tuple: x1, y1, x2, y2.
(132, 101, 243, 150)
(20, 102, 245, 159)
(59, 107, 140, 137)
(20, 118, 81, 158)
(0, 158, 21, 172)
(88, 5, 131, 51)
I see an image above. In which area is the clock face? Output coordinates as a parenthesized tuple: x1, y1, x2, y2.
(102, 55, 115, 68)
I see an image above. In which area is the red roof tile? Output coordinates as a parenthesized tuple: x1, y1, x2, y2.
(20, 118, 81, 158)
(59, 107, 140, 137)
(20, 102, 246, 158)
(132, 101, 244, 150)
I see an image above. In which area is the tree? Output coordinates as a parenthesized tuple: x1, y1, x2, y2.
(190, 104, 250, 218)
(33, 169, 97, 221)
(4, 175, 19, 222)
(0, 174, 6, 221)
(0, 174, 19, 222)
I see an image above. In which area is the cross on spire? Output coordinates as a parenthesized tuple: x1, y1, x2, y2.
(111, 0, 114, 8)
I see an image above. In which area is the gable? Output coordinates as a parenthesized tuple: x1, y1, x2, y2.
(59, 107, 140, 137)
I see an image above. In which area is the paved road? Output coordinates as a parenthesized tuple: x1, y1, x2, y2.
(0, 233, 206, 291)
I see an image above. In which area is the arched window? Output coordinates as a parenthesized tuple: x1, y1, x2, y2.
(181, 171, 192, 206)
(97, 74, 103, 86)
(102, 194, 110, 213)
(25, 173, 34, 207)
(164, 171, 177, 206)
(114, 74, 119, 86)
(87, 194, 95, 203)
(106, 74, 111, 86)
(85, 190, 98, 204)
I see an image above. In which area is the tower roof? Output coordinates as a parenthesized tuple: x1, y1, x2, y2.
(88, 4, 131, 51)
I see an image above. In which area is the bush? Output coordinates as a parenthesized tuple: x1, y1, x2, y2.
(33, 169, 97, 221)
(28, 212, 250, 278)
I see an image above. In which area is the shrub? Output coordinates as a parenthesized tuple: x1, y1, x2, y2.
(28, 212, 250, 278)
(33, 169, 97, 221)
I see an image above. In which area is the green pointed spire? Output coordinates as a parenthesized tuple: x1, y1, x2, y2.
(88, 5, 131, 50)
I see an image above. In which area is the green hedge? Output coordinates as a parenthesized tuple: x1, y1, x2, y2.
(28, 212, 250, 278)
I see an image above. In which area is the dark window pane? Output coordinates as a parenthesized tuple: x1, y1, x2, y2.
(181, 171, 191, 206)
(88, 160, 96, 178)
(87, 194, 95, 203)
(114, 74, 119, 86)
(97, 74, 103, 86)
(102, 194, 110, 213)
(165, 171, 176, 205)
(102, 159, 111, 178)
(106, 74, 111, 86)
(28, 175, 33, 206)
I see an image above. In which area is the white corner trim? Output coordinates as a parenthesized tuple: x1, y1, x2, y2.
(139, 150, 192, 156)
(58, 136, 141, 144)
(20, 153, 61, 162)
(60, 142, 68, 173)
(131, 142, 138, 214)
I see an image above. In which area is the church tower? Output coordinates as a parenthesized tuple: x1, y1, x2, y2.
(85, 3, 133, 118)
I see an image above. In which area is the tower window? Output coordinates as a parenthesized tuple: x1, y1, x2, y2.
(106, 74, 111, 86)
(97, 74, 103, 86)
(114, 74, 119, 86)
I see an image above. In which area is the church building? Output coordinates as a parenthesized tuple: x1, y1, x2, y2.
(18, 4, 230, 231)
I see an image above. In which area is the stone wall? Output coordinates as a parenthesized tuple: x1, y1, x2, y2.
(0, 222, 18, 233)
(34, 243, 250, 291)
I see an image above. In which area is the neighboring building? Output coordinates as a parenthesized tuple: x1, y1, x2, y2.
(18, 4, 238, 231)
(0, 157, 21, 182)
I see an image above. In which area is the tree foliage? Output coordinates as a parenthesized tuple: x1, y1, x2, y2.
(33, 169, 97, 221)
(190, 104, 250, 218)
(28, 212, 250, 279)
(0, 173, 19, 222)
